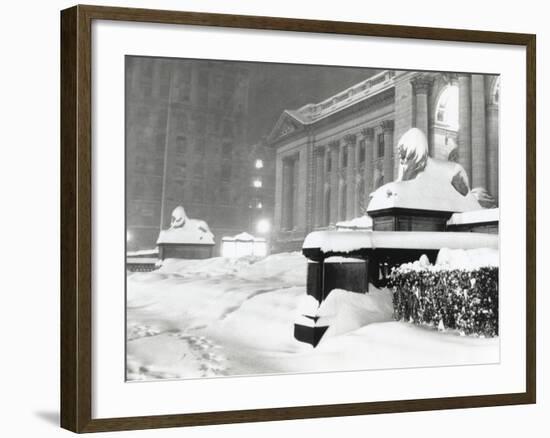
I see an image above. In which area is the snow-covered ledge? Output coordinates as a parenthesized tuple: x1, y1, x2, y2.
(303, 230, 499, 255)
(447, 208, 499, 226)
(335, 215, 373, 231)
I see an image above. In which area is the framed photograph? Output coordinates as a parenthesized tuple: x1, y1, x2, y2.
(60, 4, 536, 433)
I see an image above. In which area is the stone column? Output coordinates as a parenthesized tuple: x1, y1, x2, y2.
(338, 142, 346, 221)
(323, 149, 331, 226)
(313, 146, 325, 227)
(486, 102, 499, 202)
(273, 154, 284, 234)
(328, 140, 339, 224)
(282, 158, 293, 230)
(411, 75, 432, 151)
(354, 137, 362, 216)
(471, 75, 487, 189)
(381, 120, 395, 183)
(458, 74, 472, 183)
(362, 127, 375, 202)
(344, 134, 357, 219)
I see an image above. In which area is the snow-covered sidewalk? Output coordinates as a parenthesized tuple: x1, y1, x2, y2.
(126, 252, 499, 381)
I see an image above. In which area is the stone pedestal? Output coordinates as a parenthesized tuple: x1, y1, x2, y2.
(158, 242, 214, 260)
(368, 207, 452, 232)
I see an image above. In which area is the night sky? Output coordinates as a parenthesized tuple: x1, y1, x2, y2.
(242, 61, 380, 144)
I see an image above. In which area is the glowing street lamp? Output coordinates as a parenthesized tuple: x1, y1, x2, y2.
(256, 219, 270, 234)
(253, 179, 262, 188)
(254, 159, 264, 169)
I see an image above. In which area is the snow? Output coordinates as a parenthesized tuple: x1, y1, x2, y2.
(315, 287, 394, 340)
(367, 157, 481, 213)
(295, 294, 320, 316)
(396, 127, 430, 182)
(157, 206, 215, 245)
(221, 233, 267, 258)
(126, 248, 159, 257)
(368, 127, 481, 213)
(303, 230, 498, 253)
(324, 256, 364, 263)
(396, 248, 499, 272)
(335, 215, 373, 230)
(223, 232, 265, 242)
(435, 247, 499, 269)
(157, 218, 215, 245)
(447, 208, 500, 226)
(127, 251, 498, 380)
(126, 257, 158, 265)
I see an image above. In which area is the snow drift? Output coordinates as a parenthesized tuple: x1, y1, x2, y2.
(127, 251, 499, 380)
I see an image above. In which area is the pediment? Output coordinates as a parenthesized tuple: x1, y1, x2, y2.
(268, 111, 304, 144)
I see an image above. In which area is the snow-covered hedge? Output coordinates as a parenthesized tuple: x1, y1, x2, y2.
(389, 266, 498, 337)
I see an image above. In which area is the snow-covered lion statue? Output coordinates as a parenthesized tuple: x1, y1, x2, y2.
(170, 206, 212, 235)
(367, 128, 482, 213)
(157, 205, 214, 245)
(396, 128, 470, 196)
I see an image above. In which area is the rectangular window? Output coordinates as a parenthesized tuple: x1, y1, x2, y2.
(221, 163, 232, 180)
(222, 142, 233, 157)
(194, 162, 204, 178)
(176, 135, 187, 154)
(378, 133, 385, 157)
(327, 155, 332, 172)
(222, 120, 233, 137)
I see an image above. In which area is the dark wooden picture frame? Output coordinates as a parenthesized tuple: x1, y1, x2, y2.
(60, 4, 536, 433)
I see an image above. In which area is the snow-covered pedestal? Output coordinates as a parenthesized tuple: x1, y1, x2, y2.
(306, 257, 369, 302)
(126, 248, 159, 272)
(156, 206, 215, 260)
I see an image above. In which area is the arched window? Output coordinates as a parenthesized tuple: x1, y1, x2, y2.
(435, 85, 459, 131)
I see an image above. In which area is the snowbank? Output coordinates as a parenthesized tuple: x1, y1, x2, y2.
(436, 247, 499, 269)
(127, 248, 159, 257)
(336, 215, 373, 230)
(158, 252, 307, 285)
(447, 208, 499, 226)
(396, 247, 499, 272)
(127, 250, 498, 380)
(223, 232, 265, 242)
(316, 287, 394, 340)
(303, 230, 498, 254)
(295, 294, 320, 316)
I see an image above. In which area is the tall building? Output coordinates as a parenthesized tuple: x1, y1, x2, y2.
(126, 56, 252, 252)
(268, 70, 500, 252)
(126, 57, 377, 252)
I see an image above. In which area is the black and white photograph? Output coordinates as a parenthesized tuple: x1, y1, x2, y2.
(125, 56, 501, 381)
